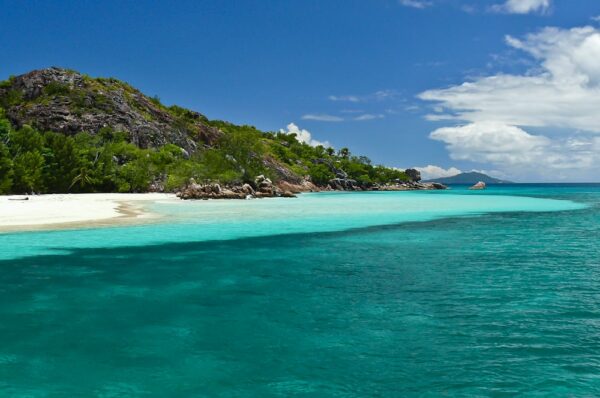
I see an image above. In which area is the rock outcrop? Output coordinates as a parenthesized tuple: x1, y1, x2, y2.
(176, 179, 246, 200)
(0, 67, 221, 153)
(374, 181, 447, 191)
(176, 175, 296, 200)
(277, 178, 318, 193)
(469, 181, 486, 190)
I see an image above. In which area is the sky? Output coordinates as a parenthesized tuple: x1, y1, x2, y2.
(2, 0, 600, 181)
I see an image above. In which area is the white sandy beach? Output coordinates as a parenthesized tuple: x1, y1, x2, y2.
(0, 193, 178, 231)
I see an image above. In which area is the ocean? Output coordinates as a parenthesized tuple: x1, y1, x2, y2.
(1, 185, 599, 396)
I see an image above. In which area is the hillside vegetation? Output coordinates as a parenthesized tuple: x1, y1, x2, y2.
(0, 67, 408, 194)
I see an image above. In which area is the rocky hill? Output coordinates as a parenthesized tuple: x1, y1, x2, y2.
(0, 67, 433, 196)
(0, 67, 220, 153)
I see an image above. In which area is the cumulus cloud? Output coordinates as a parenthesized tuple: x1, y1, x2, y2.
(301, 114, 344, 122)
(492, 0, 550, 14)
(430, 122, 550, 164)
(399, 0, 432, 9)
(279, 123, 330, 147)
(415, 165, 462, 180)
(419, 25, 600, 181)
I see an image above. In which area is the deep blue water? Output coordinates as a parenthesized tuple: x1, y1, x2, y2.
(1, 185, 600, 396)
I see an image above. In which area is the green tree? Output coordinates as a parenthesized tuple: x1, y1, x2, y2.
(43, 132, 79, 192)
(0, 142, 13, 193)
(338, 147, 350, 159)
(69, 167, 94, 191)
(308, 163, 334, 185)
(12, 150, 45, 193)
(217, 128, 266, 182)
(9, 125, 44, 155)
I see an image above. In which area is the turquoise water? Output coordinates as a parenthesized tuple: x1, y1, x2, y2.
(1, 186, 599, 396)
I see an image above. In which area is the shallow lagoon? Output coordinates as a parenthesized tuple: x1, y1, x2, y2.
(1, 186, 599, 396)
(0, 189, 585, 261)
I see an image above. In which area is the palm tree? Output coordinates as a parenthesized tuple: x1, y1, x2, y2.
(338, 147, 350, 159)
(69, 167, 93, 191)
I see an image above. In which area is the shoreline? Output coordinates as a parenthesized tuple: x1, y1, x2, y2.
(0, 185, 446, 233)
(0, 193, 178, 233)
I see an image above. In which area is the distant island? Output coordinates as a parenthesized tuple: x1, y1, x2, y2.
(0, 67, 445, 198)
(424, 171, 512, 185)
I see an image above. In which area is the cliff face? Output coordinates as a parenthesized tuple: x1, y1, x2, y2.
(0, 67, 220, 153)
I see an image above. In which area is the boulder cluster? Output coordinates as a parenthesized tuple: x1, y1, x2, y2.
(374, 181, 447, 191)
(325, 167, 446, 191)
(176, 175, 296, 200)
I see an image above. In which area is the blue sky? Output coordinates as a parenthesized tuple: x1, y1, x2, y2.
(2, 0, 600, 181)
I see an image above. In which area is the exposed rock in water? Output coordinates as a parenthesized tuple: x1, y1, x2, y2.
(431, 182, 448, 190)
(373, 181, 447, 191)
(254, 175, 275, 197)
(241, 183, 255, 196)
(469, 181, 486, 190)
(277, 178, 318, 193)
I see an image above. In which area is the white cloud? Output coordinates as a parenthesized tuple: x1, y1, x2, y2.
(328, 95, 360, 103)
(415, 165, 462, 180)
(372, 90, 398, 100)
(592, 15, 600, 22)
(301, 114, 344, 122)
(354, 113, 385, 121)
(279, 123, 330, 147)
(327, 89, 398, 103)
(399, 0, 432, 9)
(419, 25, 600, 181)
(430, 122, 550, 164)
(492, 0, 550, 14)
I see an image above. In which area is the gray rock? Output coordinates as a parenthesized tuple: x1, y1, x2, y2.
(469, 181, 486, 190)
(0, 67, 221, 154)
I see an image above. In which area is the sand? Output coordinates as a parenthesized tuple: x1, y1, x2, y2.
(0, 193, 178, 232)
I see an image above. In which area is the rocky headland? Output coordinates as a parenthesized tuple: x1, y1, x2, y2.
(0, 67, 447, 197)
(177, 169, 446, 200)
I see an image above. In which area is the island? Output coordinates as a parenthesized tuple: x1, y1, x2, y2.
(424, 171, 512, 185)
(0, 67, 446, 199)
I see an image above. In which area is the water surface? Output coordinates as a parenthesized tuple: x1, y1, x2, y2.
(1, 186, 599, 396)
